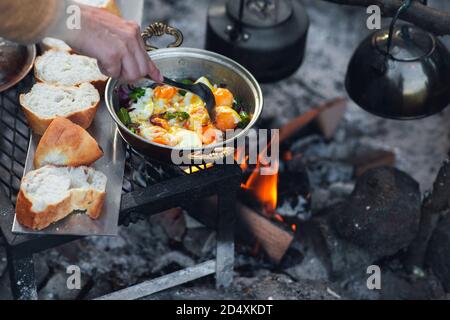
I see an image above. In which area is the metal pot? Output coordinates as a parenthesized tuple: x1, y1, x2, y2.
(105, 23, 263, 163)
(346, 24, 450, 120)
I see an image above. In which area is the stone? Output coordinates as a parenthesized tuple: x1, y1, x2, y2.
(427, 215, 450, 293)
(332, 167, 421, 258)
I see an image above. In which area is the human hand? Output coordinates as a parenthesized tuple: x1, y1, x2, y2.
(66, 5, 163, 83)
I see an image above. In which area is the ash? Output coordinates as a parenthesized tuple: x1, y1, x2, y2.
(2, 0, 450, 300)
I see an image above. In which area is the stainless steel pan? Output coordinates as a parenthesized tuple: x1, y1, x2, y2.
(105, 22, 263, 163)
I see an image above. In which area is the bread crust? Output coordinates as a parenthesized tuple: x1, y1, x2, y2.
(16, 167, 107, 231)
(103, 0, 121, 16)
(20, 93, 100, 135)
(16, 189, 74, 230)
(34, 117, 104, 168)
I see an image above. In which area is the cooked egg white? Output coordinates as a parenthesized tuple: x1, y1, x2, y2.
(129, 88, 154, 122)
(172, 128, 203, 149)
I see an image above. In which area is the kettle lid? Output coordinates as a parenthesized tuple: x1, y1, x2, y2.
(373, 25, 436, 62)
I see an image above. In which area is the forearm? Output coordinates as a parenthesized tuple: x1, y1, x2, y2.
(0, 0, 73, 44)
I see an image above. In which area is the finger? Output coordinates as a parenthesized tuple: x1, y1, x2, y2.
(133, 25, 163, 82)
(119, 53, 142, 83)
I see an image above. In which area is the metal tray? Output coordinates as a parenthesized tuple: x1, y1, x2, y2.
(11, 101, 127, 236)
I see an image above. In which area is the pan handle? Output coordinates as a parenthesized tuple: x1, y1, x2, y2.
(142, 22, 184, 51)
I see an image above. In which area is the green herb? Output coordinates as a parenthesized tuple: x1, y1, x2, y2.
(237, 111, 251, 129)
(179, 80, 193, 96)
(118, 108, 132, 126)
(180, 79, 194, 85)
(164, 111, 190, 121)
(129, 87, 146, 102)
(129, 127, 137, 134)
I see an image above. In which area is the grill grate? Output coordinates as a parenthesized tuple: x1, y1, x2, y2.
(0, 75, 208, 209)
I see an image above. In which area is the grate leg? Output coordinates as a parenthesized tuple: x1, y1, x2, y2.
(215, 179, 237, 289)
(6, 247, 38, 300)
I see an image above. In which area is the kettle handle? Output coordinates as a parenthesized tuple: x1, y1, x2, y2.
(142, 22, 184, 51)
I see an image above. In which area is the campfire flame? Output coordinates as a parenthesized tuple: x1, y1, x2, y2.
(239, 137, 280, 215)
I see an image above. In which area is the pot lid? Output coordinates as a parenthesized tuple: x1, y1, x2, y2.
(226, 0, 293, 28)
(373, 25, 436, 62)
(0, 38, 36, 92)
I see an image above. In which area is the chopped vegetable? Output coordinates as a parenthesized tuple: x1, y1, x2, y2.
(237, 111, 251, 129)
(195, 77, 215, 91)
(164, 111, 190, 122)
(118, 108, 131, 126)
(179, 79, 194, 96)
(129, 87, 146, 102)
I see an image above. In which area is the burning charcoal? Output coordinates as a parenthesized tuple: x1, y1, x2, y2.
(333, 167, 421, 258)
(277, 170, 311, 221)
(427, 215, 450, 293)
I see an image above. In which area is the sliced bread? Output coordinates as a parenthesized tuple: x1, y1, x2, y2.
(34, 50, 108, 92)
(20, 82, 100, 135)
(16, 166, 107, 230)
(34, 117, 103, 168)
(41, 37, 72, 52)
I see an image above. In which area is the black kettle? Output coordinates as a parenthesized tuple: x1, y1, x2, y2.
(346, 1, 450, 119)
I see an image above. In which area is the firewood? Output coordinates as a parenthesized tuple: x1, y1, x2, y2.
(279, 97, 347, 144)
(187, 197, 294, 263)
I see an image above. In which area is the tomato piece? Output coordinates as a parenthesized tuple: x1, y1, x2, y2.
(152, 137, 171, 146)
(154, 86, 178, 100)
(214, 88, 234, 107)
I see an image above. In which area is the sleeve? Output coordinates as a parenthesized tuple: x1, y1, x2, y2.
(0, 0, 69, 44)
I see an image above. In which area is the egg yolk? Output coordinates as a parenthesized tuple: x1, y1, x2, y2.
(154, 86, 178, 100)
(215, 106, 242, 131)
(214, 88, 234, 107)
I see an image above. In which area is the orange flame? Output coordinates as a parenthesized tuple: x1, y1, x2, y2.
(241, 143, 280, 214)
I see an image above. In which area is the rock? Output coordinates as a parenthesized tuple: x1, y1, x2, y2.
(427, 215, 450, 292)
(340, 269, 446, 300)
(315, 208, 375, 280)
(333, 167, 421, 258)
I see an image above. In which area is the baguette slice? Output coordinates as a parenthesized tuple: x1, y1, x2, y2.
(16, 166, 107, 231)
(40, 38, 72, 53)
(34, 117, 103, 168)
(20, 82, 100, 135)
(75, 0, 121, 16)
(34, 50, 108, 92)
